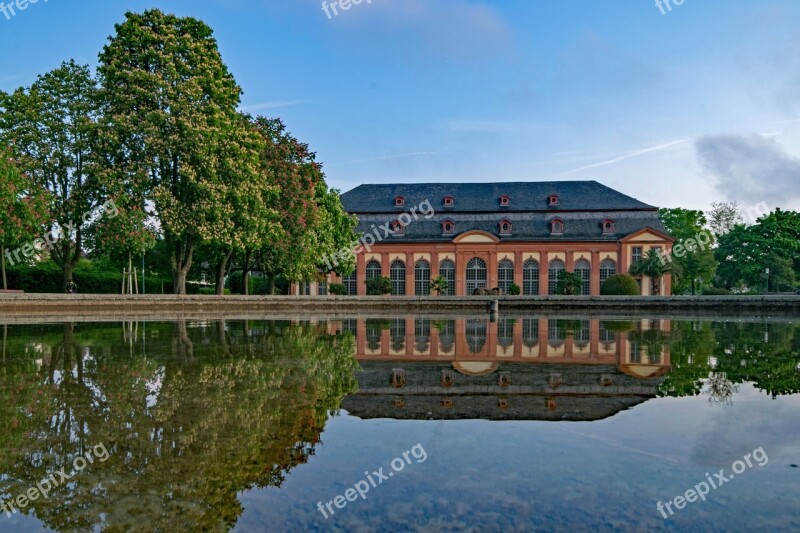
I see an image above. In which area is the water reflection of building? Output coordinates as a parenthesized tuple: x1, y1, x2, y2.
(337, 317, 670, 421)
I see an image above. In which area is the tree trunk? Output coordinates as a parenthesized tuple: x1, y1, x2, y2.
(1, 246, 6, 290)
(215, 250, 233, 296)
(242, 250, 252, 296)
(170, 239, 194, 295)
(63, 261, 75, 293)
(691, 278, 696, 296)
(269, 276, 276, 295)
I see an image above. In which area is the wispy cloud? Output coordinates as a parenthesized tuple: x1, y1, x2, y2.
(239, 99, 306, 112)
(557, 139, 691, 176)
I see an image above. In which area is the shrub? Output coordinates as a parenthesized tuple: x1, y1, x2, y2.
(703, 287, 732, 296)
(601, 274, 641, 296)
(329, 283, 347, 295)
(226, 272, 268, 295)
(556, 271, 584, 295)
(365, 276, 392, 295)
(507, 283, 521, 295)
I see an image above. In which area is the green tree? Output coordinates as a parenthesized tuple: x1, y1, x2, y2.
(659, 208, 717, 294)
(97, 10, 256, 294)
(0, 60, 102, 290)
(0, 155, 51, 289)
(715, 209, 800, 292)
(430, 275, 450, 296)
(628, 249, 674, 296)
(600, 274, 640, 295)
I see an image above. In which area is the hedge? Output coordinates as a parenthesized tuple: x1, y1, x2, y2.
(6, 261, 170, 294)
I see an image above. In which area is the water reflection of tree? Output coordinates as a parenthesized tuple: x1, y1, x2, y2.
(660, 321, 800, 399)
(0, 320, 358, 531)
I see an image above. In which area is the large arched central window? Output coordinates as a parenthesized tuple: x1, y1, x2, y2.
(523, 259, 540, 295)
(366, 260, 382, 280)
(390, 260, 406, 295)
(497, 259, 514, 294)
(438, 259, 456, 296)
(414, 260, 431, 295)
(548, 259, 565, 295)
(575, 259, 591, 296)
(466, 257, 487, 295)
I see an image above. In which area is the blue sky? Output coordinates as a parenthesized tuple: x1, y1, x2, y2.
(2, 0, 800, 212)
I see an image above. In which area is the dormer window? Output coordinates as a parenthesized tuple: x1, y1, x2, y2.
(394, 196, 405, 207)
(499, 219, 512, 235)
(548, 195, 560, 206)
(442, 220, 455, 235)
(499, 195, 510, 206)
(601, 219, 616, 234)
(550, 218, 565, 235)
(443, 196, 454, 207)
(391, 220, 405, 235)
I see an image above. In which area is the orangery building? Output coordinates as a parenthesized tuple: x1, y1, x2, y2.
(302, 181, 673, 296)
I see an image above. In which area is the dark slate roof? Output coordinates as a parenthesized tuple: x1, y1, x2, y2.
(340, 181, 656, 214)
(354, 210, 668, 243)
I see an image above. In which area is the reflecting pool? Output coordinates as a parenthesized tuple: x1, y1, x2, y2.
(0, 316, 798, 531)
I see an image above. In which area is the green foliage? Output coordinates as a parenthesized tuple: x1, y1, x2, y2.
(7, 260, 168, 293)
(715, 209, 800, 292)
(658, 208, 717, 294)
(507, 283, 521, 296)
(365, 276, 392, 295)
(628, 249, 674, 295)
(328, 283, 347, 295)
(601, 274, 641, 295)
(199, 288, 232, 295)
(555, 270, 583, 295)
(226, 271, 268, 295)
(430, 275, 450, 296)
(0, 60, 100, 289)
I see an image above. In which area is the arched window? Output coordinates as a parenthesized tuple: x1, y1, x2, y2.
(342, 272, 357, 295)
(390, 260, 406, 295)
(414, 260, 431, 296)
(390, 318, 405, 351)
(548, 319, 564, 348)
(601, 219, 616, 234)
(414, 319, 430, 352)
(466, 257, 487, 295)
(499, 195, 510, 206)
(442, 220, 455, 235)
(439, 259, 456, 296)
(548, 195, 560, 206)
(438, 319, 455, 352)
(550, 218, 565, 235)
(497, 259, 514, 293)
(574, 259, 591, 296)
(366, 260, 382, 280)
(548, 259, 565, 295)
(600, 259, 616, 288)
(443, 196, 454, 207)
(499, 220, 512, 235)
(523, 259, 540, 296)
(391, 220, 405, 235)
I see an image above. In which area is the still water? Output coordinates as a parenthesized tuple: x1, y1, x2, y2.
(0, 316, 798, 532)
